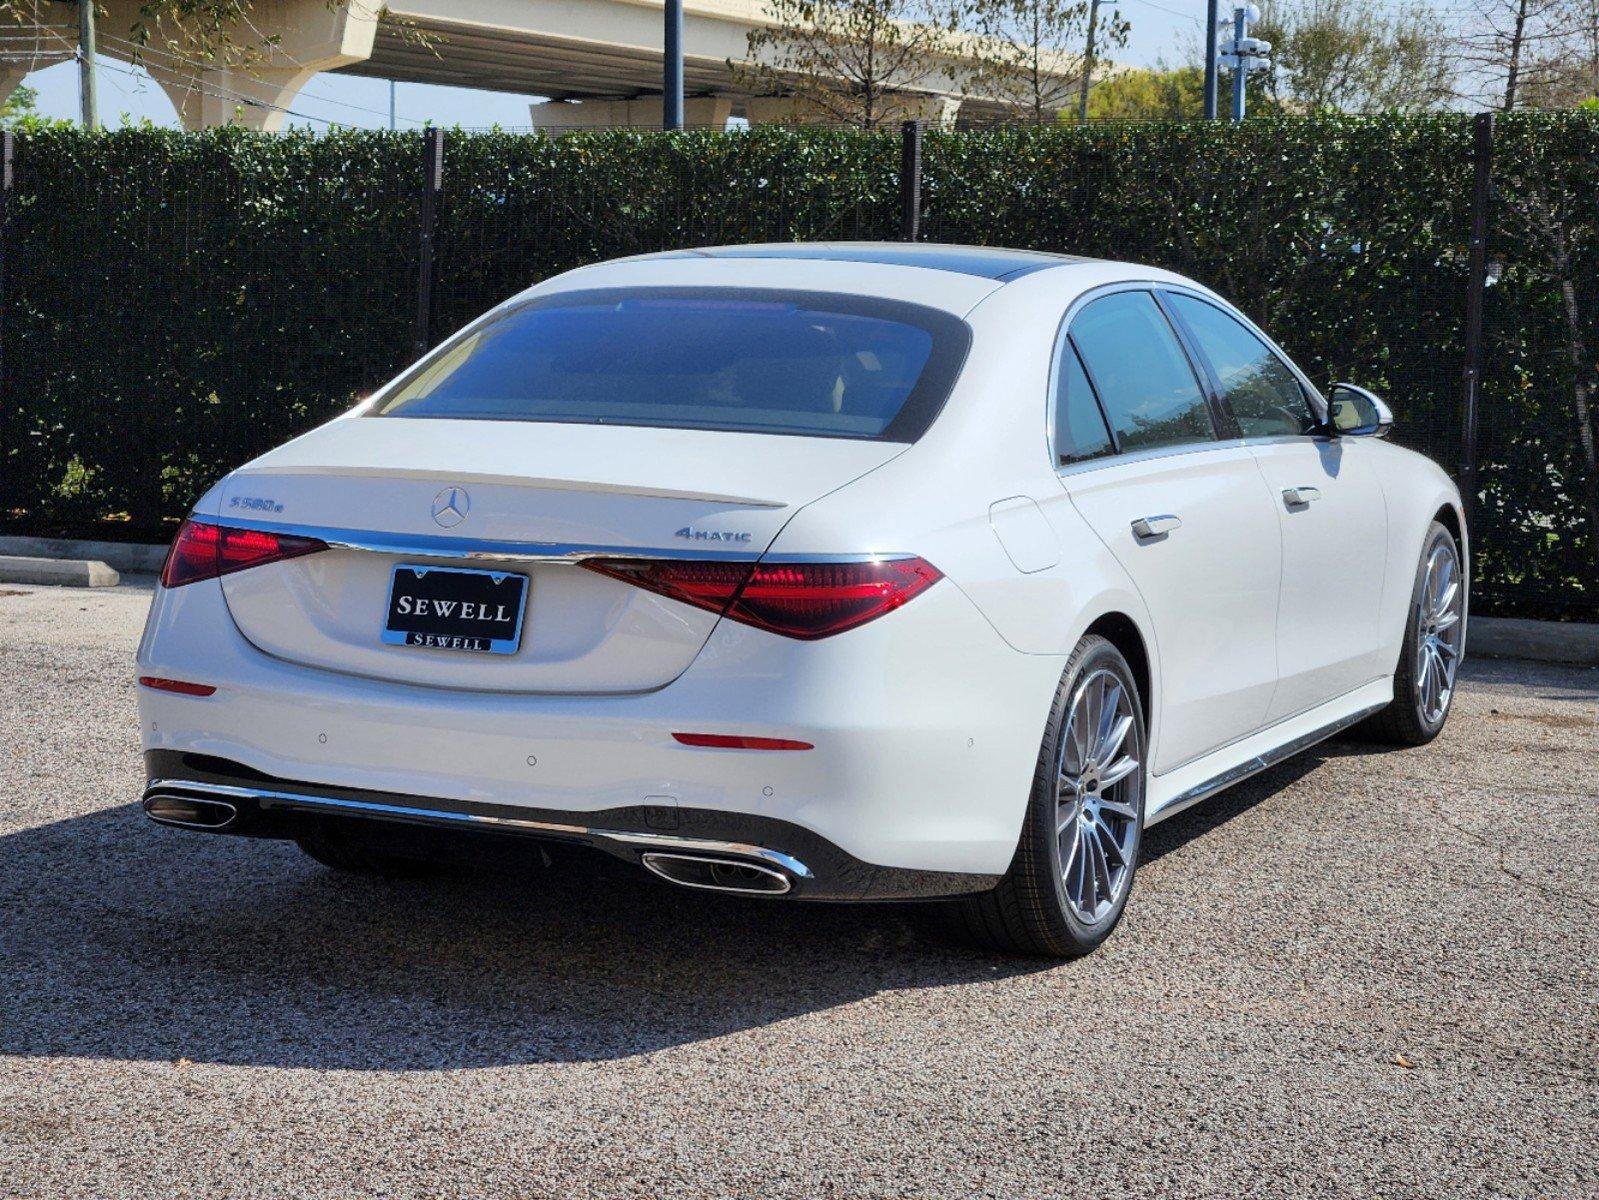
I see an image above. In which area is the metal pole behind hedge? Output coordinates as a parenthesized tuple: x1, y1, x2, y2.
(1459, 112, 1494, 533)
(900, 121, 922, 243)
(414, 127, 444, 359)
(0, 131, 11, 406)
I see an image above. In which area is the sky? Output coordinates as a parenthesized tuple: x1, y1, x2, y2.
(13, 2, 1210, 130)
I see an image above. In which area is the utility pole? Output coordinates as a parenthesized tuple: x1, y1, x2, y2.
(1203, 0, 1219, 118)
(1076, 0, 1102, 122)
(77, 0, 98, 130)
(663, 0, 683, 129)
(389, 80, 397, 130)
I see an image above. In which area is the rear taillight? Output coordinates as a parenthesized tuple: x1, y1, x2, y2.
(160, 519, 328, 588)
(581, 556, 942, 640)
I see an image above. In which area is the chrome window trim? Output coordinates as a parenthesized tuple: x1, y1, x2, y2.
(1046, 280, 1333, 480)
(143, 779, 816, 879)
(193, 515, 915, 567)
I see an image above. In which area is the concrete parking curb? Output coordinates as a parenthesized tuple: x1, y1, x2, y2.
(0, 536, 167, 575)
(0, 555, 121, 588)
(1468, 616, 1599, 666)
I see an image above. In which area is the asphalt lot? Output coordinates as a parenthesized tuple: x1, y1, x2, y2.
(1, 579, 1595, 1200)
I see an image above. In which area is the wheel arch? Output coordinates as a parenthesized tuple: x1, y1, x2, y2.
(1082, 611, 1153, 729)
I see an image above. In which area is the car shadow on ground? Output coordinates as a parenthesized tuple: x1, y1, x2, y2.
(0, 754, 1329, 1073)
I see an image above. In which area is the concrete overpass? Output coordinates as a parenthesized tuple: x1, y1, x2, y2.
(1, 0, 1083, 131)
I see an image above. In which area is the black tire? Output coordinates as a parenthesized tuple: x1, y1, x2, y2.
(958, 635, 1147, 958)
(1354, 520, 1464, 747)
(296, 821, 444, 879)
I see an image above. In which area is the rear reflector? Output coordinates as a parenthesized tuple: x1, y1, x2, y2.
(672, 733, 814, 751)
(161, 519, 328, 588)
(138, 676, 217, 697)
(581, 556, 943, 640)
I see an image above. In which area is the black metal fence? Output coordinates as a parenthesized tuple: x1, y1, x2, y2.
(1, 115, 1595, 621)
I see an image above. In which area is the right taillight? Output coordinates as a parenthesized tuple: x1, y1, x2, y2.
(160, 519, 328, 588)
(580, 556, 942, 640)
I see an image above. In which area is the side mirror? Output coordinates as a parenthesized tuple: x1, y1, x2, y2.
(1327, 383, 1394, 438)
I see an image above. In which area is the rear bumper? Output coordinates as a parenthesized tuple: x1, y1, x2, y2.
(136, 571, 1065, 881)
(142, 751, 998, 901)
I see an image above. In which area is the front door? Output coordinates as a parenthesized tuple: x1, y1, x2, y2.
(1160, 290, 1389, 722)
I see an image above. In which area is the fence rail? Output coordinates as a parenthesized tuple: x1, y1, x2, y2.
(1, 116, 1595, 620)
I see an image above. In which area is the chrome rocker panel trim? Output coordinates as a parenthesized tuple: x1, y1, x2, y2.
(143, 778, 815, 879)
(1153, 701, 1387, 823)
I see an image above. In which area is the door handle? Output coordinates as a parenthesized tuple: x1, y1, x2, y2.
(1282, 486, 1322, 506)
(1131, 514, 1183, 540)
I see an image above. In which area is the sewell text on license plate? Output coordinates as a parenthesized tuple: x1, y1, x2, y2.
(382, 564, 529, 655)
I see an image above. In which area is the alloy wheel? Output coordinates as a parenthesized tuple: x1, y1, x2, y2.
(1056, 668, 1142, 925)
(1415, 539, 1464, 726)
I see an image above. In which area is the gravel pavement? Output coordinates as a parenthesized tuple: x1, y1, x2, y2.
(1, 579, 1595, 1199)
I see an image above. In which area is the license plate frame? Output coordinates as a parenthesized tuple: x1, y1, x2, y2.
(381, 564, 529, 656)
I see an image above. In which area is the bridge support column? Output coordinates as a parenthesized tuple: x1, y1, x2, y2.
(0, 65, 28, 108)
(98, 0, 379, 129)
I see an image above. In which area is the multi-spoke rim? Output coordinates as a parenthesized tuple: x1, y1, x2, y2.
(1055, 667, 1142, 926)
(1415, 539, 1464, 726)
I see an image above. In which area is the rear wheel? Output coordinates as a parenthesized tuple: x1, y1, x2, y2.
(959, 635, 1146, 957)
(1355, 520, 1464, 747)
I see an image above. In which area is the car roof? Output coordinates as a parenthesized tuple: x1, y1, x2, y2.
(633, 242, 1096, 282)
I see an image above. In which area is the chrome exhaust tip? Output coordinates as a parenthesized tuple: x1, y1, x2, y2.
(143, 792, 239, 831)
(640, 852, 794, 895)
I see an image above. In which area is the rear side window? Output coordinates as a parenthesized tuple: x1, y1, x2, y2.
(1167, 294, 1316, 439)
(1054, 341, 1113, 464)
(375, 288, 972, 442)
(1070, 291, 1216, 453)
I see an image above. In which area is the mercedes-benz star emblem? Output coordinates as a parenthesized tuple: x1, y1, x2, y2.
(431, 486, 470, 529)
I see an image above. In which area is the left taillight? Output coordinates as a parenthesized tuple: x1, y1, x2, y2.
(160, 519, 328, 588)
(580, 555, 943, 640)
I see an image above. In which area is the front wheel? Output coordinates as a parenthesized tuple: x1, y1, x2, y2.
(1355, 520, 1465, 747)
(959, 635, 1147, 957)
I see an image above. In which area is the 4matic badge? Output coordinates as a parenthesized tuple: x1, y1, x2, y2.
(674, 527, 753, 544)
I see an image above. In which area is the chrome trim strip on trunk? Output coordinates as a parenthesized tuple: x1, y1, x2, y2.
(142, 778, 816, 879)
(200, 515, 915, 568)
(1150, 701, 1387, 823)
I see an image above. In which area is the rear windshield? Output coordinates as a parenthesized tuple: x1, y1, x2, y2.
(373, 287, 972, 442)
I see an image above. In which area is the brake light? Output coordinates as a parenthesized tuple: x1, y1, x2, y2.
(581, 556, 943, 640)
(160, 519, 328, 588)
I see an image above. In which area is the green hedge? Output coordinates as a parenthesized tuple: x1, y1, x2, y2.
(1, 116, 1594, 617)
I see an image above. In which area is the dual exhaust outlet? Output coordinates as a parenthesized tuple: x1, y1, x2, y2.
(143, 789, 799, 896)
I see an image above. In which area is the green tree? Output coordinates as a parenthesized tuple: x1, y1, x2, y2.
(1082, 63, 1205, 118)
(1, 81, 38, 125)
(1255, 0, 1454, 112)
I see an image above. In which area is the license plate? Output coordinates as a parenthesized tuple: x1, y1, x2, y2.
(382, 565, 529, 656)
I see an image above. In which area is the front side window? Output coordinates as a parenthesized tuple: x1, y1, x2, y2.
(375, 288, 971, 442)
(1069, 292, 1217, 453)
(1167, 294, 1316, 439)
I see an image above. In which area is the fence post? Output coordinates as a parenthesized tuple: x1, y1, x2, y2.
(899, 120, 922, 243)
(1458, 112, 1494, 532)
(414, 126, 444, 359)
(0, 131, 12, 408)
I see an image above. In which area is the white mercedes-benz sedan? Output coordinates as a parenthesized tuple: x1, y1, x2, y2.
(137, 243, 1466, 957)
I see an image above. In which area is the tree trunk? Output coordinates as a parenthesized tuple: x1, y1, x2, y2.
(1502, 0, 1531, 110)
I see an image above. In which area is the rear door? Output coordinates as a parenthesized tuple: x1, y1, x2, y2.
(1162, 291, 1389, 720)
(1055, 289, 1283, 775)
